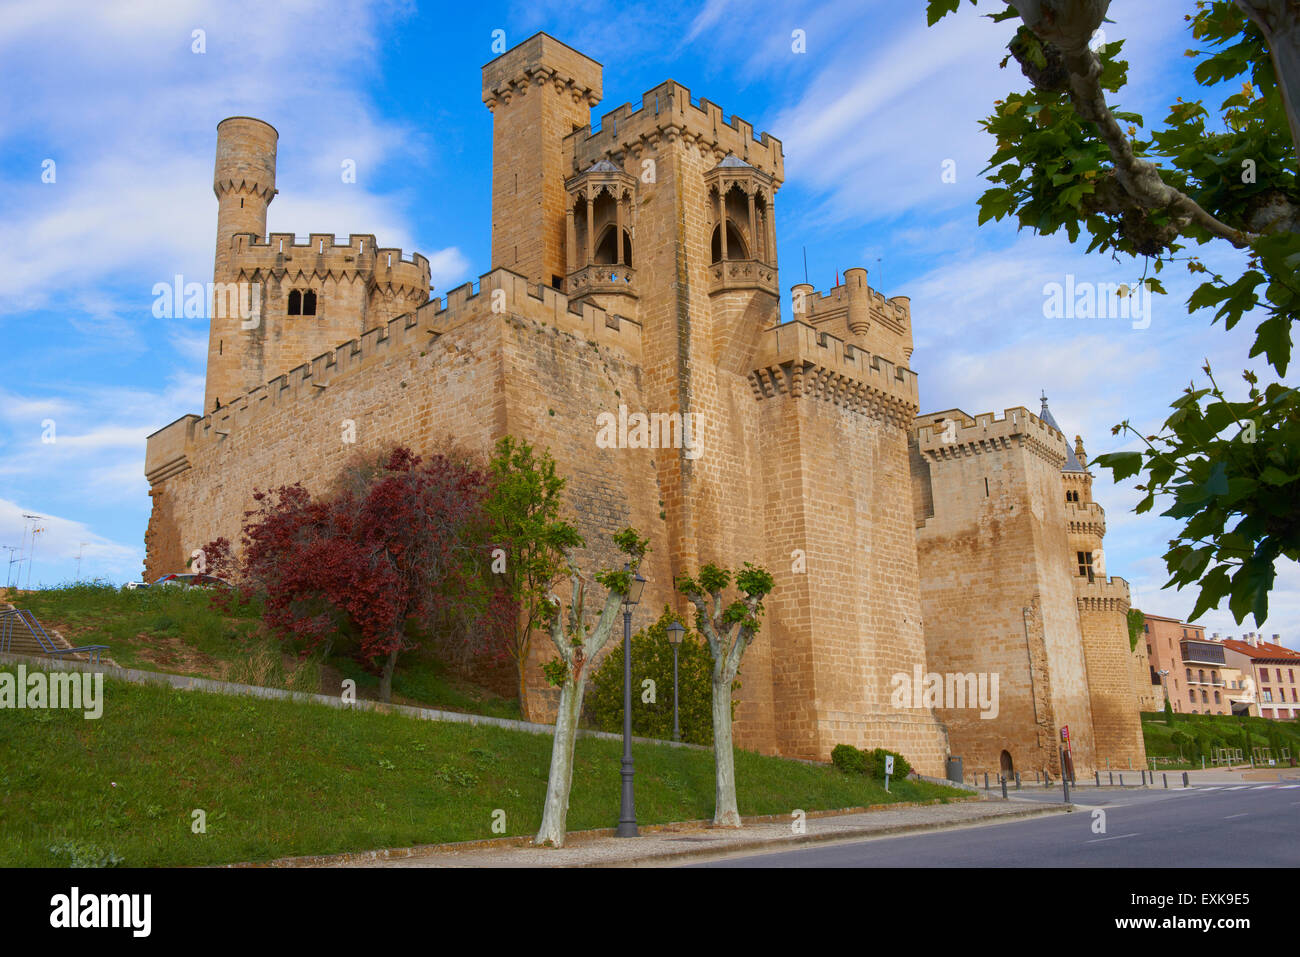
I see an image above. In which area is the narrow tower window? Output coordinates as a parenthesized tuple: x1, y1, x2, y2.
(302, 290, 317, 316)
(288, 290, 302, 315)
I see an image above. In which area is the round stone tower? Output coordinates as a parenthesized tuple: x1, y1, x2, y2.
(208, 117, 278, 413)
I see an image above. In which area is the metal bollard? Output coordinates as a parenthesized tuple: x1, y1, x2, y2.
(1063, 773, 1070, 804)
(1141, 770, 1146, 786)
(1163, 773, 1168, 789)
(1095, 771, 1100, 788)
(1109, 771, 1114, 786)
(1001, 775, 1008, 799)
(1015, 771, 1021, 790)
(984, 772, 989, 790)
(1182, 772, 1189, 788)
(1120, 773, 1125, 787)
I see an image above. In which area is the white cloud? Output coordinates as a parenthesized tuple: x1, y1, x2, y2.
(0, 497, 140, 585)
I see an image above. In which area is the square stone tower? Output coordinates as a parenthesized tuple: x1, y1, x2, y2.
(481, 34, 948, 769)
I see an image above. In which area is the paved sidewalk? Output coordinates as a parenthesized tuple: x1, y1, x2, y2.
(253, 797, 1071, 868)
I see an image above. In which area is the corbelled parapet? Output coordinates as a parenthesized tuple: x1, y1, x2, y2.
(568, 79, 784, 184)
(914, 406, 1068, 468)
(1066, 500, 1107, 538)
(228, 232, 431, 299)
(145, 267, 642, 488)
(1075, 575, 1132, 612)
(746, 320, 918, 426)
(481, 32, 602, 112)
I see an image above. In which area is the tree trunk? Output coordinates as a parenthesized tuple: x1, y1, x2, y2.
(517, 659, 530, 722)
(378, 645, 399, 703)
(711, 674, 741, 827)
(1235, 1, 1300, 169)
(535, 675, 587, 847)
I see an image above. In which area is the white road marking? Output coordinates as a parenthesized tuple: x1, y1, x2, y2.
(1224, 813, 1249, 819)
(1198, 786, 1222, 791)
(1280, 785, 1300, 789)
(1087, 832, 1139, 843)
(1225, 785, 1250, 790)
(1251, 785, 1275, 790)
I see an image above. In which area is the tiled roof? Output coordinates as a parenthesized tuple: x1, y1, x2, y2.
(1221, 639, 1300, 661)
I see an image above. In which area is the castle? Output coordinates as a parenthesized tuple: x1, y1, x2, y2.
(143, 33, 1146, 777)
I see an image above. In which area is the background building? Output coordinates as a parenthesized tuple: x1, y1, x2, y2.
(1221, 635, 1300, 721)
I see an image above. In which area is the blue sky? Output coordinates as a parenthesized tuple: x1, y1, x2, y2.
(0, 0, 1293, 648)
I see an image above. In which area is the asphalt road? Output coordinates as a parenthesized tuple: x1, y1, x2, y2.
(688, 784, 1300, 867)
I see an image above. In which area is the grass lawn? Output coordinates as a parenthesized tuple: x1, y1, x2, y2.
(2, 582, 519, 720)
(0, 668, 964, 867)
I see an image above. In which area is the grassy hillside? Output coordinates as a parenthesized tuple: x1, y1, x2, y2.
(1141, 711, 1300, 768)
(0, 668, 963, 866)
(3, 582, 518, 719)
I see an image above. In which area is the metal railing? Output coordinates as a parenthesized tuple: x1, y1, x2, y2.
(0, 608, 109, 665)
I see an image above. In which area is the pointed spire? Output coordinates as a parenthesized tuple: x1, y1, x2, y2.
(1074, 435, 1088, 470)
(1037, 391, 1085, 472)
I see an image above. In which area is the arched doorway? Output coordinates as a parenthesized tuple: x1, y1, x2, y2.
(1000, 750, 1014, 776)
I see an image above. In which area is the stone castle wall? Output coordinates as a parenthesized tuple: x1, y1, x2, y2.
(1077, 580, 1148, 766)
(912, 409, 1099, 776)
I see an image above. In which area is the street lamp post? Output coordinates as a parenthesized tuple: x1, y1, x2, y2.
(666, 620, 684, 743)
(617, 565, 646, 837)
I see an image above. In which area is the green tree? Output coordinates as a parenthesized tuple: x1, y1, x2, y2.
(535, 528, 649, 848)
(483, 436, 584, 720)
(677, 561, 776, 827)
(928, 0, 1300, 627)
(586, 607, 726, 746)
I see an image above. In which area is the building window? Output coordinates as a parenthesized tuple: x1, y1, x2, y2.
(288, 290, 302, 315)
(1214, 691, 1221, 704)
(710, 221, 749, 263)
(1186, 668, 1192, 683)
(1211, 670, 1218, 683)
(1262, 690, 1273, 703)
(1201, 690, 1208, 703)
(1077, 551, 1094, 578)
(302, 290, 317, 315)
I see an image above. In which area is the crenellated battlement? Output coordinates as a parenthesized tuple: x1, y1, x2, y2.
(567, 80, 784, 184)
(789, 275, 911, 333)
(1066, 500, 1106, 537)
(229, 232, 431, 296)
(147, 267, 641, 485)
(746, 319, 918, 426)
(1075, 575, 1131, 611)
(914, 406, 1068, 468)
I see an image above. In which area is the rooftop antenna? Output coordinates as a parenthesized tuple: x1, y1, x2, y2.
(2, 545, 19, 590)
(22, 513, 44, 591)
(76, 542, 89, 581)
(802, 246, 809, 285)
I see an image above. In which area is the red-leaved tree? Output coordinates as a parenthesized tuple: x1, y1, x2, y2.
(227, 446, 489, 701)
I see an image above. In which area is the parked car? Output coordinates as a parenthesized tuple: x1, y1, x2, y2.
(152, 573, 232, 589)
(124, 581, 150, 590)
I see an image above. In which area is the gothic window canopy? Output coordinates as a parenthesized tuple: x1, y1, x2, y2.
(706, 153, 778, 294)
(565, 158, 638, 298)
